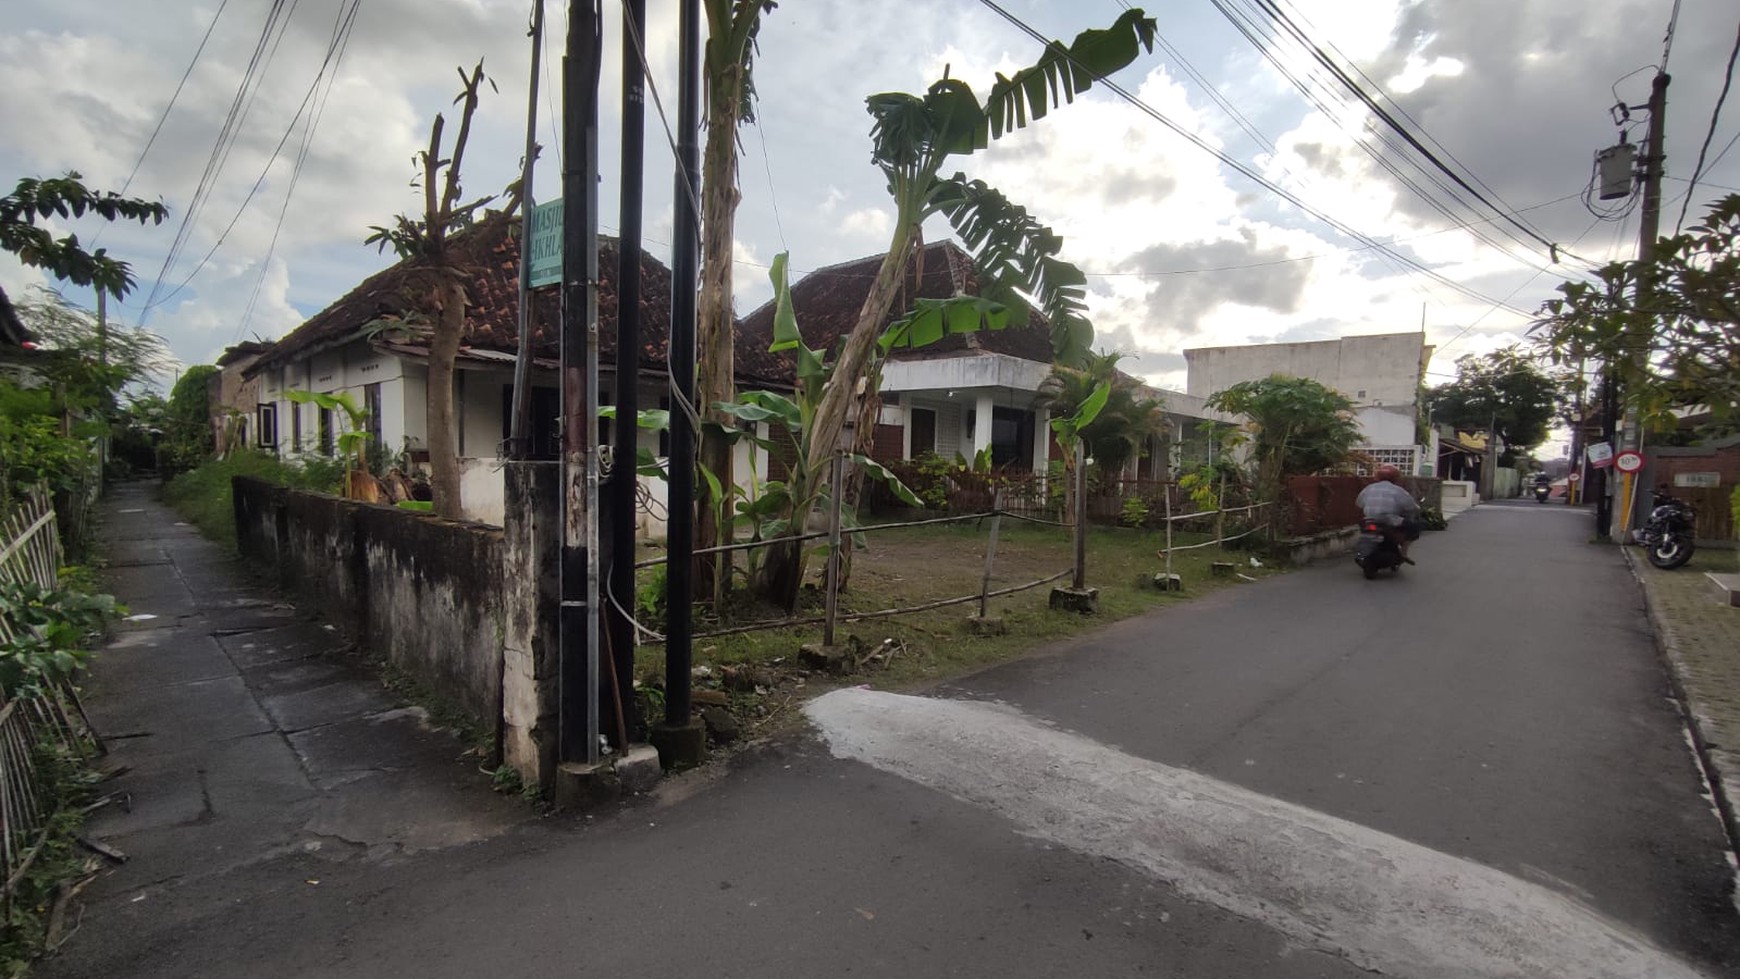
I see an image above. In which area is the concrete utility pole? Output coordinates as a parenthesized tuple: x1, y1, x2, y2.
(558, 0, 602, 766)
(1613, 71, 1669, 539)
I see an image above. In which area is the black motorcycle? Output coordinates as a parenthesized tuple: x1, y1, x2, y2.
(1354, 517, 1405, 579)
(1636, 491, 1697, 569)
(1533, 483, 1551, 503)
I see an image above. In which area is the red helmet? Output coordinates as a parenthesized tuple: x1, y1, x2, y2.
(1375, 464, 1402, 483)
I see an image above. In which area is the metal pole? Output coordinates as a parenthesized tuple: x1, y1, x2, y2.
(605, 0, 646, 742)
(979, 488, 1004, 618)
(663, 0, 701, 729)
(1163, 481, 1173, 585)
(1215, 473, 1226, 547)
(1072, 442, 1087, 590)
(823, 449, 844, 646)
(557, 0, 602, 766)
(507, 0, 544, 456)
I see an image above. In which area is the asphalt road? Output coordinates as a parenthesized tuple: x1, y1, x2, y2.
(48, 502, 1740, 978)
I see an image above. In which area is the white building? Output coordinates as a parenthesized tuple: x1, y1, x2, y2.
(1183, 333, 1433, 475)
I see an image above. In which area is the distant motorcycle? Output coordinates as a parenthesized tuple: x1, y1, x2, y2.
(1533, 483, 1551, 503)
(1635, 491, 1697, 569)
(1354, 517, 1405, 579)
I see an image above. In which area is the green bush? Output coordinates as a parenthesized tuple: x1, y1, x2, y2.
(163, 451, 344, 544)
(1120, 495, 1150, 528)
(0, 579, 121, 698)
(1419, 506, 1448, 531)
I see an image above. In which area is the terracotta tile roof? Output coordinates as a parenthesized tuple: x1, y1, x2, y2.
(737, 240, 1058, 376)
(249, 215, 788, 386)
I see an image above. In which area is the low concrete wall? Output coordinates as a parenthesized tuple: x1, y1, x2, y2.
(233, 477, 505, 728)
(1273, 525, 1360, 566)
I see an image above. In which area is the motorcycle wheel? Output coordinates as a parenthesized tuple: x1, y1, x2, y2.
(1362, 564, 1378, 580)
(1647, 536, 1694, 570)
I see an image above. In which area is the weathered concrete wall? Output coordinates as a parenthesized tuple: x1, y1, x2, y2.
(232, 476, 505, 729)
(499, 463, 560, 786)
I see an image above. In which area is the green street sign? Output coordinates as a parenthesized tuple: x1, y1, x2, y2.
(528, 199, 564, 288)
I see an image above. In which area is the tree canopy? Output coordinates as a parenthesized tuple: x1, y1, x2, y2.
(1535, 192, 1740, 434)
(0, 173, 166, 298)
(1206, 374, 1362, 496)
(1427, 348, 1557, 460)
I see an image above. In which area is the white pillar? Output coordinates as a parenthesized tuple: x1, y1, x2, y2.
(1032, 407, 1050, 473)
(973, 392, 995, 462)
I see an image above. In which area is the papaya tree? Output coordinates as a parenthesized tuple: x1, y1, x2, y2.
(751, 8, 1158, 606)
(696, 0, 778, 603)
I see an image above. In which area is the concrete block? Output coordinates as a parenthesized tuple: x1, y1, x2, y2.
(799, 643, 856, 674)
(1049, 586, 1100, 615)
(965, 614, 1007, 636)
(701, 707, 743, 745)
(552, 761, 618, 809)
(613, 744, 663, 794)
(1707, 573, 1740, 609)
(1211, 561, 1236, 578)
(649, 719, 708, 771)
(1151, 573, 1183, 591)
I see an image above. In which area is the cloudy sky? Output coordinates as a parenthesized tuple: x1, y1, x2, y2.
(4, 0, 1739, 415)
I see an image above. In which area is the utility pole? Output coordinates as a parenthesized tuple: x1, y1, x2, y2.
(558, 0, 602, 766)
(651, 0, 706, 768)
(606, 0, 647, 742)
(1613, 70, 1669, 538)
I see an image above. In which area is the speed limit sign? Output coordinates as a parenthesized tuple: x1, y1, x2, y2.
(1615, 450, 1645, 474)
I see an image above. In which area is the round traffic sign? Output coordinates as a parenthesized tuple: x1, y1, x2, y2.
(1567, 471, 1581, 482)
(1615, 450, 1644, 474)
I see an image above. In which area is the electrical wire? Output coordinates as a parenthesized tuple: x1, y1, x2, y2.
(1434, 214, 1606, 359)
(135, 0, 298, 318)
(1674, 15, 1740, 231)
(1247, 0, 1564, 262)
(236, 0, 364, 342)
(975, 0, 1549, 318)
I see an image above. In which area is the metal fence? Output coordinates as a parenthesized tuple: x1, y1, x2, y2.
(0, 489, 97, 919)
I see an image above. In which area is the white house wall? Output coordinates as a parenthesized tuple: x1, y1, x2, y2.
(1184, 334, 1427, 409)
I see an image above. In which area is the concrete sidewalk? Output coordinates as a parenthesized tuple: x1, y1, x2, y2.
(55, 484, 523, 960)
(1627, 545, 1740, 861)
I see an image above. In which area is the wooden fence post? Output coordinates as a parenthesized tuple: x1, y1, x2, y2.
(979, 489, 1005, 618)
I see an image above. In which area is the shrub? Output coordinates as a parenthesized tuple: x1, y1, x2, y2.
(1120, 495, 1150, 528)
(163, 451, 345, 544)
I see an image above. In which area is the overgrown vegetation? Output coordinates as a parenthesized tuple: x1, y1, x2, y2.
(0, 742, 102, 975)
(0, 580, 121, 698)
(161, 450, 344, 545)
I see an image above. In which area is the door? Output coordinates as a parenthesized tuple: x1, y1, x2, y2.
(910, 407, 937, 457)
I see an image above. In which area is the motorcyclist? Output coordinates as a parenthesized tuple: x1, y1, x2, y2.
(1356, 464, 1422, 564)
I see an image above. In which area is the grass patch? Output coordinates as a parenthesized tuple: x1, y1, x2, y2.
(0, 742, 103, 976)
(161, 451, 343, 546)
(633, 518, 1281, 692)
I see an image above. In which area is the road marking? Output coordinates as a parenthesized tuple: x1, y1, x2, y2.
(806, 688, 1710, 979)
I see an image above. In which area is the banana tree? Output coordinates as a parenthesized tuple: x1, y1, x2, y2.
(696, 0, 778, 605)
(754, 8, 1157, 606)
(286, 389, 381, 503)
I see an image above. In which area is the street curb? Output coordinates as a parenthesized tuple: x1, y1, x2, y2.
(1622, 547, 1740, 866)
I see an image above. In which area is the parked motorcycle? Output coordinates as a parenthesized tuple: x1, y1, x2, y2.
(1635, 491, 1697, 569)
(1354, 517, 1405, 579)
(1533, 483, 1551, 503)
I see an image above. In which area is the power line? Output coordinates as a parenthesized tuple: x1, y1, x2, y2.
(112, 0, 232, 205)
(237, 0, 365, 341)
(975, 0, 1545, 318)
(1675, 15, 1740, 231)
(1246, 0, 1566, 262)
(136, 0, 299, 318)
(1434, 213, 1607, 359)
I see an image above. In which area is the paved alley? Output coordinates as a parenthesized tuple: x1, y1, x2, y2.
(46, 497, 1740, 979)
(45, 484, 522, 977)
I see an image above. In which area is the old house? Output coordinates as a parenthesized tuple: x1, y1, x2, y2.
(245, 217, 788, 530)
(738, 241, 1228, 479)
(210, 340, 272, 456)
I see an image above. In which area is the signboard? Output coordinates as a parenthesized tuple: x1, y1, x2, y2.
(1674, 471, 1721, 488)
(1614, 449, 1644, 474)
(1567, 471, 1581, 482)
(528, 199, 565, 288)
(1586, 442, 1614, 469)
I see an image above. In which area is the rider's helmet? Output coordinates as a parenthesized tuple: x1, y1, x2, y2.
(1374, 464, 1403, 484)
